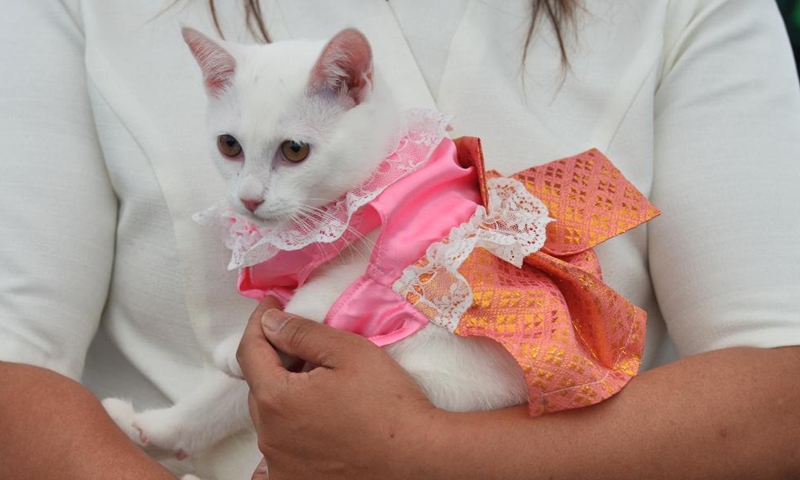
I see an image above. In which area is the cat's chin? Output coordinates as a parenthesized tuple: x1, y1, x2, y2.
(232, 207, 283, 230)
(248, 214, 283, 230)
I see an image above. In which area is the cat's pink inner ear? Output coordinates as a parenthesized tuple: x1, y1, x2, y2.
(182, 27, 237, 98)
(309, 28, 374, 106)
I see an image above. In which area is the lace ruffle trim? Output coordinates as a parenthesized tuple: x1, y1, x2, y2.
(392, 177, 553, 332)
(194, 109, 451, 270)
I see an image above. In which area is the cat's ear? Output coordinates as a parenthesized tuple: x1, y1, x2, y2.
(182, 27, 237, 98)
(308, 28, 374, 106)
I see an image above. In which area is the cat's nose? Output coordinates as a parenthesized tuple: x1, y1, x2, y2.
(241, 199, 264, 213)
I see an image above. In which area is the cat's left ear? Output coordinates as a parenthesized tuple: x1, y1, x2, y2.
(308, 28, 374, 106)
(182, 27, 237, 98)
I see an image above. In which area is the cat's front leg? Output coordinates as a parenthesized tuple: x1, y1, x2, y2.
(105, 371, 251, 459)
(213, 332, 245, 378)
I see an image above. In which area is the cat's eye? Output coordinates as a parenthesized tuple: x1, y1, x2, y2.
(217, 134, 243, 159)
(280, 140, 310, 163)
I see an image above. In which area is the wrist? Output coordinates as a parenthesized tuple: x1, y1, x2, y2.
(394, 406, 453, 479)
(399, 404, 535, 480)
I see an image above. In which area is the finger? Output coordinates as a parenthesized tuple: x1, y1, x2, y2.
(251, 296, 282, 323)
(261, 309, 370, 369)
(236, 298, 290, 394)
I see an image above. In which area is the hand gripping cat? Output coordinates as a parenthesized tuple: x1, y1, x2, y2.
(103, 26, 653, 479)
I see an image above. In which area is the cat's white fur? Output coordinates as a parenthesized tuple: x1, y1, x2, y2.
(103, 28, 527, 475)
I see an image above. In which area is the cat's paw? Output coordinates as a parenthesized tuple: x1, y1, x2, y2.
(181, 475, 203, 480)
(133, 408, 194, 459)
(213, 333, 243, 378)
(102, 398, 145, 446)
(103, 398, 185, 459)
(133, 407, 215, 460)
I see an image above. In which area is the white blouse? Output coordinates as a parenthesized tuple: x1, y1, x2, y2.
(2, 0, 799, 478)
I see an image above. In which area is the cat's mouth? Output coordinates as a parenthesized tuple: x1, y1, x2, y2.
(242, 210, 283, 229)
(244, 201, 346, 238)
(239, 203, 299, 231)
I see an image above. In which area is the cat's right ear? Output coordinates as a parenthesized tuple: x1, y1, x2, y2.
(309, 28, 374, 107)
(182, 27, 236, 98)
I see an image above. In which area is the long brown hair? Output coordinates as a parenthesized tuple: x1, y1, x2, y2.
(528, 0, 576, 67)
(208, 0, 270, 43)
(206, 0, 576, 63)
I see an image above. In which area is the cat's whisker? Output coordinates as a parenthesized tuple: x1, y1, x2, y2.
(290, 207, 330, 260)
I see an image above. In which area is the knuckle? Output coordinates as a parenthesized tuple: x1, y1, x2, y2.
(250, 378, 277, 406)
(253, 381, 294, 417)
(316, 350, 339, 369)
(285, 319, 314, 351)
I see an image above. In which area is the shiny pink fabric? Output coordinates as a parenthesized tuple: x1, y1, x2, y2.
(238, 138, 482, 345)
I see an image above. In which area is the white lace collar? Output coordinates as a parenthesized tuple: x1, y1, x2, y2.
(194, 109, 451, 270)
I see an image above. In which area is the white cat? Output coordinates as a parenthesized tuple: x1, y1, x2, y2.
(103, 27, 528, 475)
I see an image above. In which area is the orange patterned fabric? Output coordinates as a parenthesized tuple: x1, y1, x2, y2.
(409, 139, 660, 415)
(511, 149, 661, 257)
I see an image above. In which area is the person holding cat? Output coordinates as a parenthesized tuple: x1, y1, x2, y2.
(1, 1, 799, 480)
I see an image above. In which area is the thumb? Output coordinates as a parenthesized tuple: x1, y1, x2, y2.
(261, 309, 370, 369)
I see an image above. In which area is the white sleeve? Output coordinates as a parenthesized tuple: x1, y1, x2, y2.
(650, 0, 800, 356)
(0, 1, 117, 379)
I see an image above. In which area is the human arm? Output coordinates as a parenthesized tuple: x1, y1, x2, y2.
(0, 361, 179, 479)
(238, 305, 800, 480)
(0, 2, 171, 476)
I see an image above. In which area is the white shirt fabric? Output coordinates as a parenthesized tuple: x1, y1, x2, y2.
(2, 0, 799, 478)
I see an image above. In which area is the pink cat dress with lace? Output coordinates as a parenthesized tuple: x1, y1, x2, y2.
(196, 111, 661, 416)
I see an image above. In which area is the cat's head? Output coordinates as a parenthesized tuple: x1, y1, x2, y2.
(183, 27, 398, 227)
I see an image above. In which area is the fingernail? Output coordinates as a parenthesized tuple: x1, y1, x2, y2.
(262, 309, 291, 333)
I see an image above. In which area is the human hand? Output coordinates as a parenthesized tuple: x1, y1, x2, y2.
(237, 299, 442, 480)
